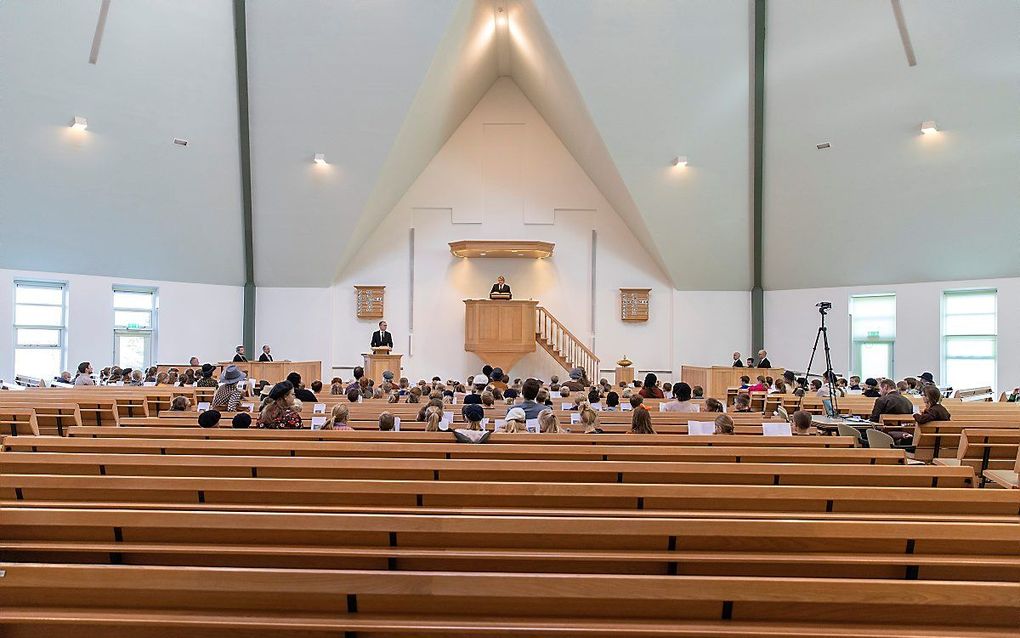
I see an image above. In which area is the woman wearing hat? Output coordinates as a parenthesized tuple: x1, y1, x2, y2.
(258, 381, 302, 429)
(196, 364, 218, 388)
(461, 403, 485, 430)
(212, 365, 247, 411)
(501, 406, 528, 433)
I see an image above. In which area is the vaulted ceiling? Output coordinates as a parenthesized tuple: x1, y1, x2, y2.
(1, 0, 1016, 290)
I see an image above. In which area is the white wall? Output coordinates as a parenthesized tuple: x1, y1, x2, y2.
(254, 287, 334, 381)
(330, 78, 750, 384)
(0, 268, 242, 381)
(764, 277, 1020, 393)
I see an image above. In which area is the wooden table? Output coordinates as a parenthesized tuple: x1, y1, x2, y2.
(681, 365, 785, 400)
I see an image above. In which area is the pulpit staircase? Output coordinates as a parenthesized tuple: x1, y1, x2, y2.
(535, 306, 600, 384)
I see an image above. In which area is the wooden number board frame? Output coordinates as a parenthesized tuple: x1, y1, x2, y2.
(620, 288, 650, 322)
(355, 286, 385, 319)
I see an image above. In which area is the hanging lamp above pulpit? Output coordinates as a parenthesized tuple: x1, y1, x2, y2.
(449, 240, 554, 259)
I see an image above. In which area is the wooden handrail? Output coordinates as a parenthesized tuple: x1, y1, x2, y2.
(535, 306, 599, 382)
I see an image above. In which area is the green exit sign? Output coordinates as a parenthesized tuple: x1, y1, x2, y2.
(867, 331, 880, 338)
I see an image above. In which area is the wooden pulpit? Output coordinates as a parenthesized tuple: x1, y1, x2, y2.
(463, 299, 538, 372)
(363, 351, 402, 386)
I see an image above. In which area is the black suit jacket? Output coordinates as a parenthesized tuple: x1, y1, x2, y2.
(233, 354, 247, 362)
(258, 353, 273, 362)
(489, 283, 512, 299)
(371, 330, 394, 348)
(757, 358, 772, 369)
(732, 360, 743, 367)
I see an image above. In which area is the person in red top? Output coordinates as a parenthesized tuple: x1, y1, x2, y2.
(258, 381, 303, 429)
(638, 373, 665, 399)
(747, 375, 768, 393)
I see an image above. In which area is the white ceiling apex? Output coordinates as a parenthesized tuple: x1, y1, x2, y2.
(494, 1, 511, 76)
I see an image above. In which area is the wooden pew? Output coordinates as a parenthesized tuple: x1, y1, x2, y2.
(30, 404, 82, 437)
(5, 475, 1016, 521)
(914, 421, 1020, 462)
(984, 447, 1020, 490)
(0, 451, 977, 486)
(3, 508, 1017, 581)
(0, 436, 907, 464)
(933, 429, 1020, 482)
(0, 408, 39, 436)
(1, 563, 1016, 637)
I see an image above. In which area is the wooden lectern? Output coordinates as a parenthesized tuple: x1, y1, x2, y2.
(463, 299, 537, 372)
(214, 360, 321, 385)
(363, 349, 402, 386)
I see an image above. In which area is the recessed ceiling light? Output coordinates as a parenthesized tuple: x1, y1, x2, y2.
(70, 116, 88, 130)
(920, 120, 938, 135)
(313, 153, 327, 165)
(172, 137, 189, 147)
(816, 142, 831, 149)
(671, 155, 687, 168)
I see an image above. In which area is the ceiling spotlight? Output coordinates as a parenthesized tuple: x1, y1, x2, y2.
(70, 116, 88, 130)
(816, 142, 831, 150)
(920, 120, 938, 135)
(671, 155, 688, 168)
(313, 153, 327, 165)
(172, 137, 189, 147)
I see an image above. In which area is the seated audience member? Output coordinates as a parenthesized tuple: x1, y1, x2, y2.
(196, 364, 218, 387)
(732, 351, 743, 367)
(558, 386, 572, 402)
(578, 402, 603, 433)
(358, 376, 371, 396)
(605, 391, 620, 411)
(310, 380, 323, 394)
(180, 368, 196, 387)
(633, 379, 643, 389)
(481, 391, 495, 407)
(461, 404, 485, 430)
(629, 394, 644, 410)
(372, 388, 384, 400)
(417, 398, 443, 421)
(258, 381, 302, 429)
(662, 382, 672, 395)
(345, 367, 364, 394)
(629, 406, 656, 434)
(481, 365, 493, 382)
(622, 387, 633, 399)
(129, 370, 144, 386)
(406, 386, 421, 403)
(733, 393, 752, 413)
(862, 378, 881, 398)
(501, 407, 528, 433)
(692, 385, 704, 399)
(378, 412, 396, 431)
(423, 406, 443, 432)
(773, 380, 787, 394)
(1007, 387, 1020, 403)
(896, 380, 909, 393)
(387, 393, 400, 404)
(704, 398, 724, 413)
(810, 379, 825, 397)
(155, 372, 170, 386)
(144, 366, 157, 383)
(170, 396, 191, 412)
(166, 370, 179, 386)
(639, 373, 665, 399)
(490, 368, 508, 391)
(329, 377, 344, 395)
(536, 388, 553, 407)
(198, 410, 221, 429)
(512, 378, 547, 419)
(748, 375, 767, 393)
(503, 384, 519, 399)
(662, 382, 700, 413)
(54, 370, 72, 384)
(212, 365, 246, 412)
(491, 387, 504, 401)
(538, 408, 563, 433)
(714, 414, 735, 435)
(917, 372, 935, 388)
(739, 376, 751, 389)
(836, 377, 849, 391)
(324, 404, 353, 431)
(231, 413, 252, 429)
(346, 387, 362, 404)
(913, 385, 951, 425)
(869, 379, 914, 423)
(848, 376, 862, 391)
(563, 368, 585, 392)
(74, 361, 95, 386)
(463, 376, 485, 404)
(903, 377, 920, 396)
(791, 410, 814, 435)
(782, 370, 797, 391)
(587, 388, 601, 405)
(287, 372, 317, 402)
(550, 375, 560, 386)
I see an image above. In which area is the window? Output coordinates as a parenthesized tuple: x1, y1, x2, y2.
(849, 294, 895, 380)
(14, 280, 67, 380)
(942, 289, 996, 391)
(113, 287, 157, 370)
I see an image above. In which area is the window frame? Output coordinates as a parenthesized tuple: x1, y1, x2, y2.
(941, 288, 997, 391)
(112, 285, 159, 369)
(849, 293, 896, 381)
(13, 279, 68, 380)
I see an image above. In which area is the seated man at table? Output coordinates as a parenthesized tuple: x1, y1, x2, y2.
(869, 378, 913, 423)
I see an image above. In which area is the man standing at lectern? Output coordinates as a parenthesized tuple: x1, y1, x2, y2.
(371, 321, 393, 349)
(489, 275, 512, 299)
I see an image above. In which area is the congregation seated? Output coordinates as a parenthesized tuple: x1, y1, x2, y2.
(630, 404, 655, 434)
(258, 381, 302, 429)
(638, 372, 664, 399)
(714, 414, 735, 435)
(323, 404, 352, 431)
(378, 412, 395, 431)
(661, 382, 699, 413)
(460, 404, 484, 430)
(704, 397, 724, 412)
(914, 385, 951, 425)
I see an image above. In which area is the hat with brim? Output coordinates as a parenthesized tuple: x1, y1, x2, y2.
(219, 365, 246, 386)
(268, 381, 293, 401)
(505, 407, 527, 423)
(201, 363, 215, 377)
(918, 372, 934, 383)
(462, 403, 485, 422)
(198, 410, 221, 428)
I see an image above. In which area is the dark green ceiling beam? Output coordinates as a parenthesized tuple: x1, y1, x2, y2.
(232, 0, 256, 354)
(751, 0, 766, 354)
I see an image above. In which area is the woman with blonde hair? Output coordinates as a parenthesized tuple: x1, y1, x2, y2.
(577, 402, 603, 434)
(501, 407, 528, 433)
(324, 403, 352, 431)
(423, 405, 443, 432)
(538, 408, 562, 433)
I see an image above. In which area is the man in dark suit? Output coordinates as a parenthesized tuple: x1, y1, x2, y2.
(756, 349, 772, 368)
(489, 275, 512, 299)
(371, 321, 393, 349)
(232, 345, 247, 362)
(258, 345, 273, 362)
(731, 352, 743, 367)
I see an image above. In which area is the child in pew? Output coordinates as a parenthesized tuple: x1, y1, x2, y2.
(198, 410, 221, 428)
(629, 404, 655, 434)
(692, 385, 705, 399)
(704, 398, 724, 413)
(538, 408, 564, 433)
(423, 406, 443, 432)
(661, 382, 699, 413)
(629, 394, 644, 410)
(733, 393, 752, 413)
(791, 410, 815, 436)
(330, 377, 344, 395)
(324, 403, 352, 431)
(604, 391, 620, 411)
(378, 412, 396, 431)
(714, 414, 735, 435)
(500, 407, 528, 433)
(169, 395, 191, 412)
(461, 404, 484, 430)
(258, 381, 303, 429)
(578, 402, 603, 434)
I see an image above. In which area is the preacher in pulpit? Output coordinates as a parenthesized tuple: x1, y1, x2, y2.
(371, 321, 394, 349)
(489, 276, 512, 300)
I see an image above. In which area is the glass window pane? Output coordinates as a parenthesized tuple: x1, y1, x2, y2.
(945, 293, 995, 315)
(852, 317, 896, 339)
(15, 285, 63, 305)
(851, 295, 895, 339)
(945, 314, 996, 336)
(15, 304, 63, 326)
(945, 359, 995, 391)
(860, 343, 891, 380)
(16, 328, 61, 346)
(116, 334, 149, 370)
(113, 291, 154, 310)
(14, 348, 62, 380)
(946, 337, 995, 358)
(114, 310, 152, 329)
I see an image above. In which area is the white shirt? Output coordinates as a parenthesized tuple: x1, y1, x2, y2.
(661, 400, 700, 413)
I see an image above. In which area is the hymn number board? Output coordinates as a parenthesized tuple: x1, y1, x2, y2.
(620, 288, 650, 322)
(355, 286, 385, 319)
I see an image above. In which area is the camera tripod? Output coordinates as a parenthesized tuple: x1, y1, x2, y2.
(798, 303, 839, 413)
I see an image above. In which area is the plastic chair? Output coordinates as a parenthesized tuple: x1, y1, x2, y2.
(866, 428, 895, 449)
(837, 422, 864, 447)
